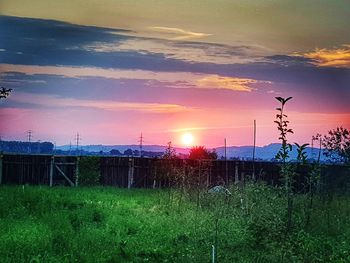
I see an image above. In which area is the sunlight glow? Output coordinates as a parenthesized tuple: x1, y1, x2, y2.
(182, 133, 194, 147)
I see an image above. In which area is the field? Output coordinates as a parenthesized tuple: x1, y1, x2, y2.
(0, 184, 350, 262)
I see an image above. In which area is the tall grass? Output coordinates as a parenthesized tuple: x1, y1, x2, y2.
(0, 184, 349, 262)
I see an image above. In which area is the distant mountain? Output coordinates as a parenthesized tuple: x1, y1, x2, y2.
(56, 143, 325, 161)
(56, 144, 188, 155)
(216, 143, 325, 161)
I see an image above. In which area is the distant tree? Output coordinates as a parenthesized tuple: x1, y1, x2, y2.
(322, 127, 350, 164)
(163, 141, 177, 159)
(0, 87, 12, 100)
(189, 146, 217, 160)
(124, 149, 133, 156)
(110, 149, 122, 156)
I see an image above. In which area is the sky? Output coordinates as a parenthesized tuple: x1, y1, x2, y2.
(0, 0, 349, 147)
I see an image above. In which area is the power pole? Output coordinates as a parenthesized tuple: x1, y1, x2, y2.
(138, 133, 144, 157)
(27, 130, 33, 142)
(37, 140, 41, 153)
(69, 141, 72, 155)
(75, 133, 82, 155)
(27, 130, 33, 153)
(225, 138, 228, 185)
(252, 120, 256, 180)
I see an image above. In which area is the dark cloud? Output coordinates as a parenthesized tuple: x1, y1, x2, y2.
(1, 72, 349, 114)
(0, 15, 349, 103)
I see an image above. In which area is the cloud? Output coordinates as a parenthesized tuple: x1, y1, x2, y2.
(0, 64, 268, 93)
(1, 15, 349, 99)
(8, 92, 192, 113)
(196, 75, 267, 92)
(148, 26, 212, 40)
(85, 38, 267, 64)
(299, 45, 350, 68)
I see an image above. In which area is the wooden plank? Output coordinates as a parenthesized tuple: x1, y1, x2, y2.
(128, 158, 134, 189)
(234, 162, 239, 183)
(0, 154, 3, 184)
(75, 157, 79, 187)
(55, 164, 75, 186)
(49, 156, 54, 187)
(54, 162, 76, 165)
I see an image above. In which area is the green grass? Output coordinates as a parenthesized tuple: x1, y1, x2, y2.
(0, 184, 349, 262)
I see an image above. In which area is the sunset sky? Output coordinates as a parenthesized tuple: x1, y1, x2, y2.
(0, 0, 349, 147)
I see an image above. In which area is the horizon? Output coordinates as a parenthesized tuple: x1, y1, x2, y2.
(1, 1, 349, 148)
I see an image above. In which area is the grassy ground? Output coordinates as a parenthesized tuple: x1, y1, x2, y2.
(0, 184, 349, 262)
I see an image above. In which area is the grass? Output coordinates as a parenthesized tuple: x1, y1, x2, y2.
(0, 184, 350, 262)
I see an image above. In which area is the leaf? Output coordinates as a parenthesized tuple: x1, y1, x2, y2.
(275, 97, 284, 103)
(301, 143, 309, 149)
(285, 97, 293, 103)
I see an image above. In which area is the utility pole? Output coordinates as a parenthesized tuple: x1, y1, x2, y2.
(27, 130, 33, 153)
(225, 138, 228, 184)
(139, 132, 144, 157)
(37, 140, 41, 153)
(252, 120, 256, 180)
(69, 141, 72, 155)
(27, 130, 33, 142)
(75, 133, 82, 155)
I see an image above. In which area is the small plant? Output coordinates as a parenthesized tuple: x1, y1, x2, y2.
(0, 87, 12, 100)
(295, 143, 309, 164)
(274, 96, 295, 231)
(274, 96, 293, 164)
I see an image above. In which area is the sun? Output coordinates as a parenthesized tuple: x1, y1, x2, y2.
(182, 133, 194, 147)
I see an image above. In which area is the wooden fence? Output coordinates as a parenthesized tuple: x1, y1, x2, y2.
(0, 153, 349, 192)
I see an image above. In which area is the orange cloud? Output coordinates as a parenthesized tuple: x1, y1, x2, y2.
(196, 75, 269, 92)
(0, 64, 269, 92)
(9, 93, 193, 114)
(148, 26, 212, 40)
(301, 44, 350, 68)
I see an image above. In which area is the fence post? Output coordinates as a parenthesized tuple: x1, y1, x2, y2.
(128, 158, 134, 189)
(75, 157, 80, 187)
(0, 153, 3, 185)
(49, 155, 54, 187)
(235, 162, 239, 183)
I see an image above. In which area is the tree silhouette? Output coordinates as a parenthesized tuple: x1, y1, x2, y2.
(322, 127, 350, 164)
(189, 146, 217, 160)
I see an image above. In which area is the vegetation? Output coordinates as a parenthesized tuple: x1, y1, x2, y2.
(0, 185, 349, 262)
(322, 127, 350, 164)
(189, 146, 217, 160)
(0, 87, 12, 100)
(1, 96, 349, 262)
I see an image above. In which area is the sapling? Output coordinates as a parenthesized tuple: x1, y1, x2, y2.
(0, 87, 12, 100)
(274, 96, 295, 231)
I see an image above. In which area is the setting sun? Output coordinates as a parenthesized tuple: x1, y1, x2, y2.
(182, 133, 194, 147)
